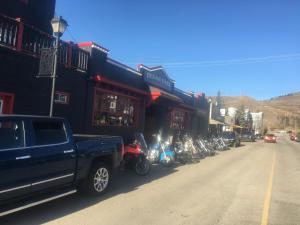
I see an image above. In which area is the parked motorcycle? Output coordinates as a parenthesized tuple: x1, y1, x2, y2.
(171, 133, 199, 163)
(195, 136, 216, 156)
(121, 132, 151, 176)
(210, 135, 229, 151)
(148, 134, 175, 167)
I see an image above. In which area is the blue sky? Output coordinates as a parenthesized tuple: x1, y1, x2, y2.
(56, 0, 300, 100)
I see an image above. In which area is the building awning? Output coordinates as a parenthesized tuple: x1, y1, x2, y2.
(209, 119, 225, 125)
(149, 86, 182, 103)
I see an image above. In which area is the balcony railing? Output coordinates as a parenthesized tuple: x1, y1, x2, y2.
(0, 14, 18, 48)
(0, 13, 89, 72)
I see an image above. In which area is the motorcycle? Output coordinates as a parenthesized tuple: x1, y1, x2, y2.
(173, 134, 199, 163)
(195, 136, 215, 156)
(148, 134, 175, 167)
(121, 132, 151, 176)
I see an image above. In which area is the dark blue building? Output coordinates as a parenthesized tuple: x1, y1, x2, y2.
(0, 1, 209, 143)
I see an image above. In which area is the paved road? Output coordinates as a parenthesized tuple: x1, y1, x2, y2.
(1, 135, 300, 225)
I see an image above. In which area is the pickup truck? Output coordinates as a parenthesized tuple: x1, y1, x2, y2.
(0, 115, 124, 216)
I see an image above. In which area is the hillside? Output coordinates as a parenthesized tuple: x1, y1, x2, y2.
(216, 92, 300, 130)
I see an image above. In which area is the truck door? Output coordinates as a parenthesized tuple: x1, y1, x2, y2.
(30, 119, 76, 192)
(0, 118, 32, 202)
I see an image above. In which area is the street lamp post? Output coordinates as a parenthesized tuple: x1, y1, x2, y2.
(208, 98, 212, 134)
(208, 98, 212, 120)
(49, 16, 68, 117)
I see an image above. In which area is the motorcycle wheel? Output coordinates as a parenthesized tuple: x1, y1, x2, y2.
(176, 155, 187, 164)
(135, 158, 151, 176)
(161, 155, 174, 167)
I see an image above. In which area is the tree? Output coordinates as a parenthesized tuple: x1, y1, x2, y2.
(236, 105, 246, 127)
(213, 90, 225, 121)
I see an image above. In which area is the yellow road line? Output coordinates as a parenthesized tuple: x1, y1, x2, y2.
(261, 151, 276, 225)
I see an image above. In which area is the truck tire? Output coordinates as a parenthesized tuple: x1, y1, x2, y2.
(82, 162, 111, 196)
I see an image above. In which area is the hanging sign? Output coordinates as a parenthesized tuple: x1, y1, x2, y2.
(138, 65, 174, 92)
(37, 48, 55, 77)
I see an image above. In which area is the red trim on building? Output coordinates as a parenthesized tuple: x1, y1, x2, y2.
(78, 42, 94, 47)
(19, 0, 29, 4)
(0, 92, 15, 114)
(146, 86, 182, 107)
(150, 92, 161, 101)
(94, 75, 148, 96)
(16, 18, 24, 52)
(78, 42, 109, 53)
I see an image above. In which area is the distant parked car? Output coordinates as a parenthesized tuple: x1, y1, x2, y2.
(264, 134, 277, 143)
(290, 133, 296, 141)
(240, 132, 255, 142)
(221, 131, 241, 148)
(255, 134, 263, 140)
(295, 133, 300, 142)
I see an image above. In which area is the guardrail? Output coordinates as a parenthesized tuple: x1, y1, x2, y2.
(0, 13, 89, 72)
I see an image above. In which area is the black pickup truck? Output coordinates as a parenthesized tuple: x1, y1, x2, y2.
(0, 115, 124, 216)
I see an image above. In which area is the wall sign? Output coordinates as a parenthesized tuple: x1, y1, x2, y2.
(138, 65, 174, 92)
(38, 48, 55, 77)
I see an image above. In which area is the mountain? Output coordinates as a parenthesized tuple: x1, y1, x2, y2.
(215, 92, 300, 130)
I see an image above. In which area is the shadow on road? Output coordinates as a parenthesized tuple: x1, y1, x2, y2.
(0, 163, 182, 225)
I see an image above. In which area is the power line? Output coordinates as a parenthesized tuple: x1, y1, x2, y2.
(66, 27, 78, 43)
(126, 53, 300, 68)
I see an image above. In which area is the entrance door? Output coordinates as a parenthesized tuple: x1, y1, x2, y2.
(145, 104, 169, 144)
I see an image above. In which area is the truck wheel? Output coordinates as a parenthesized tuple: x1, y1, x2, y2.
(83, 162, 111, 196)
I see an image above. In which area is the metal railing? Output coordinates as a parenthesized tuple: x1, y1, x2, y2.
(70, 44, 89, 71)
(22, 23, 54, 54)
(0, 14, 18, 48)
(0, 13, 89, 73)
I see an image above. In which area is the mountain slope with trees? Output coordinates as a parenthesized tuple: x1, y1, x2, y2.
(212, 92, 300, 130)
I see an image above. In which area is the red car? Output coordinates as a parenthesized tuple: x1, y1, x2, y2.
(264, 134, 277, 143)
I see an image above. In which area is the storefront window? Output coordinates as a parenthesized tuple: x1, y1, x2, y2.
(93, 89, 138, 127)
(170, 109, 185, 130)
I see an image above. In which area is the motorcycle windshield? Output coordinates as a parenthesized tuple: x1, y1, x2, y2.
(134, 133, 148, 152)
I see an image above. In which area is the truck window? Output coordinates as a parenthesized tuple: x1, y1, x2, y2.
(0, 121, 25, 150)
(32, 121, 67, 146)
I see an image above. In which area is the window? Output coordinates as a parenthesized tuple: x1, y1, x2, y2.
(33, 121, 67, 145)
(54, 92, 70, 104)
(170, 109, 185, 130)
(93, 89, 138, 127)
(0, 121, 25, 150)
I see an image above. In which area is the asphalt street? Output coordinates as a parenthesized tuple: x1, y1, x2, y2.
(1, 134, 300, 225)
